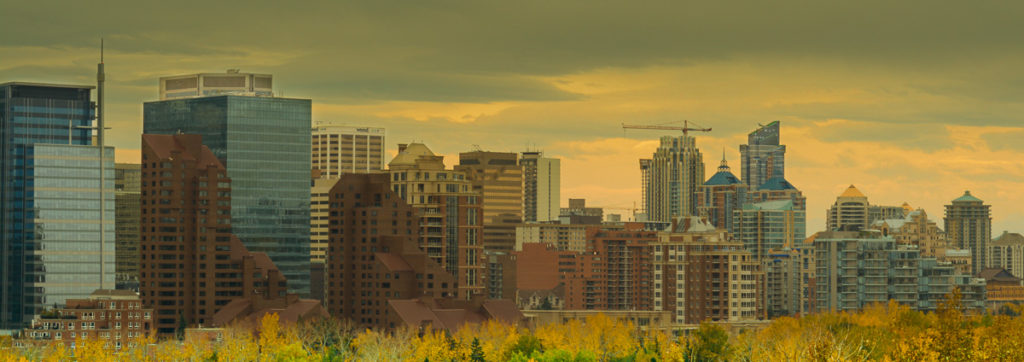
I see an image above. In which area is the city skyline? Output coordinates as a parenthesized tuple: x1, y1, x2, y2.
(3, 1, 1023, 234)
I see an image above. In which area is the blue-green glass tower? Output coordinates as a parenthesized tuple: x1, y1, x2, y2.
(143, 94, 312, 296)
(0, 83, 115, 328)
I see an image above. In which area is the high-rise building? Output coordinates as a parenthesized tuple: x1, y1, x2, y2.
(455, 151, 523, 253)
(740, 121, 785, 191)
(989, 231, 1024, 280)
(733, 199, 806, 260)
(762, 247, 814, 318)
(312, 124, 385, 177)
(310, 178, 337, 265)
(0, 82, 115, 328)
(945, 191, 992, 275)
(826, 185, 869, 231)
(697, 154, 746, 231)
(115, 163, 141, 290)
(325, 173, 457, 329)
(520, 151, 560, 223)
(139, 134, 288, 336)
(515, 223, 589, 252)
(812, 231, 986, 312)
(388, 143, 486, 299)
(159, 71, 273, 100)
(747, 176, 806, 211)
(653, 217, 763, 324)
(144, 76, 312, 296)
(641, 135, 705, 221)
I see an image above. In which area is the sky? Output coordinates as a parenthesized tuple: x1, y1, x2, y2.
(2, 1, 1023, 233)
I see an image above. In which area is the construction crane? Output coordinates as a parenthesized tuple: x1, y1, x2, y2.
(622, 120, 711, 136)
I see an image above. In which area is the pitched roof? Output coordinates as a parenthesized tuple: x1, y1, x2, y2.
(839, 185, 866, 198)
(953, 190, 983, 203)
(993, 231, 1024, 246)
(757, 176, 797, 191)
(705, 170, 742, 186)
(979, 268, 1021, 283)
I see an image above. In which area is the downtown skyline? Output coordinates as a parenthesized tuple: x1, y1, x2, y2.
(3, 1, 1023, 234)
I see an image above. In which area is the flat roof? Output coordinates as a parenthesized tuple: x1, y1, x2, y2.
(0, 82, 95, 90)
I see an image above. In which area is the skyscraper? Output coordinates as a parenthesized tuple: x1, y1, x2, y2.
(455, 151, 523, 253)
(697, 154, 746, 230)
(143, 74, 312, 295)
(0, 82, 115, 328)
(139, 134, 287, 335)
(312, 124, 385, 177)
(641, 135, 705, 221)
(388, 143, 486, 299)
(115, 163, 141, 290)
(520, 151, 560, 223)
(159, 71, 273, 100)
(945, 191, 991, 275)
(740, 121, 785, 191)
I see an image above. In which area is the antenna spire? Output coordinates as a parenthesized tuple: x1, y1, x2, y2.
(100, 38, 104, 63)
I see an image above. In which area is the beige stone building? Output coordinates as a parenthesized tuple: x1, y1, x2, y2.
(989, 231, 1024, 279)
(515, 223, 590, 252)
(310, 178, 338, 264)
(652, 216, 763, 324)
(871, 208, 948, 258)
(389, 143, 486, 298)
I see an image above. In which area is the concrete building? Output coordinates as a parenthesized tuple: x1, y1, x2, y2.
(988, 231, 1024, 279)
(144, 75, 312, 296)
(0, 82, 115, 328)
(310, 178, 337, 265)
(159, 71, 272, 100)
(641, 136, 705, 221)
(515, 223, 590, 252)
(559, 198, 603, 225)
(697, 155, 746, 231)
(653, 217, 763, 324)
(311, 123, 385, 177)
(455, 151, 523, 253)
(945, 191, 991, 275)
(140, 134, 288, 336)
(871, 208, 948, 258)
(20, 290, 151, 350)
(811, 231, 985, 312)
(733, 199, 806, 260)
(747, 176, 806, 212)
(740, 121, 785, 191)
(326, 173, 457, 329)
(826, 185, 870, 231)
(388, 143, 486, 299)
(762, 248, 814, 318)
(115, 163, 141, 290)
(520, 151, 560, 223)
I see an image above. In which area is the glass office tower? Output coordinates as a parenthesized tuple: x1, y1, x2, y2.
(0, 83, 114, 328)
(143, 95, 312, 295)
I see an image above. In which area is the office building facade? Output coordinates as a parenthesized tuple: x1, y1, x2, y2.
(312, 124, 385, 177)
(455, 151, 523, 253)
(0, 83, 115, 328)
(144, 89, 312, 296)
(739, 121, 785, 191)
(733, 199, 806, 260)
(641, 135, 705, 222)
(115, 163, 142, 290)
(520, 151, 560, 223)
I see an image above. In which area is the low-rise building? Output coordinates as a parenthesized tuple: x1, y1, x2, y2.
(20, 290, 152, 350)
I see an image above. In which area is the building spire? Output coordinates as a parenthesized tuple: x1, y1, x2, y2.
(718, 148, 729, 172)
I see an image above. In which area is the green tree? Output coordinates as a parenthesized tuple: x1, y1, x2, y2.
(687, 322, 733, 361)
(470, 337, 486, 361)
(507, 334, 544, 359)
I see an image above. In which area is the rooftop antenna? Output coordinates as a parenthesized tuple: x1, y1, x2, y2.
(96, 37, 111, 289)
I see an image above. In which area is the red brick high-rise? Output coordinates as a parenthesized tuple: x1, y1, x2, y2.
(327, 173, 456, 328)
(140, 134, 287, 336)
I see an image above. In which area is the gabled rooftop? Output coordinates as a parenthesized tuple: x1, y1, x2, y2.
(839, 184, 866, 198)
(757, 176, 797, 191)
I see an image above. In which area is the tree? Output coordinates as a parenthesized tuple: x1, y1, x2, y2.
(469, 337, 485, 362)
(687, 322, 733, 361)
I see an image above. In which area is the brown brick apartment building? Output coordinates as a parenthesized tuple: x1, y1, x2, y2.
(327, 173, 457, 329)
(20, 290, 152, 350)
(140, 134, 287, 336)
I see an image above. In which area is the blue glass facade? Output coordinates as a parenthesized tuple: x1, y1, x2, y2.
(1, 83, 114, 328)
(144, 96, 312, 295)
